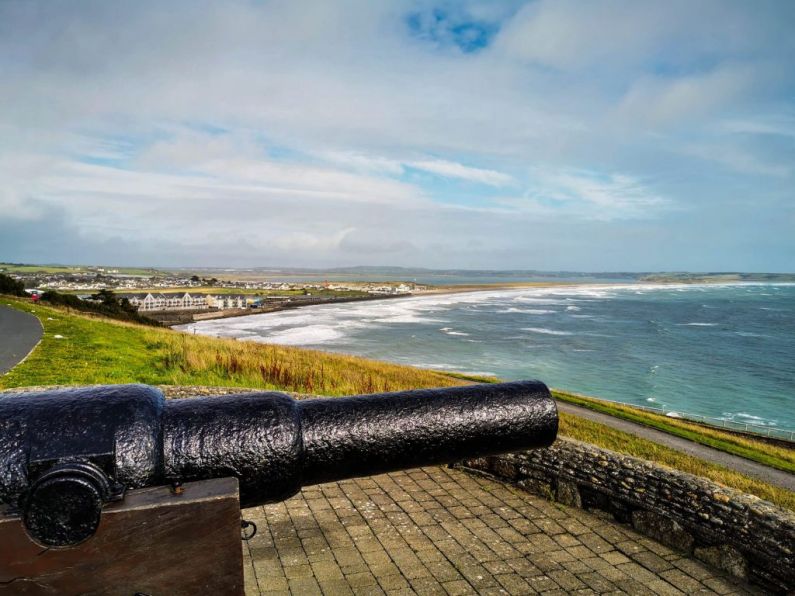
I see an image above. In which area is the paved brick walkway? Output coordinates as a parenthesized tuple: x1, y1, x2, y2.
(241, 466, 758, 595)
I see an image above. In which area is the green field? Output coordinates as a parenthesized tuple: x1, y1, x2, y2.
(0, 262, 160, 276)
(1, 295, 793, 510)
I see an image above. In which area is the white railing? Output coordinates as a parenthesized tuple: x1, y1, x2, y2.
(554, 390, 795, 442)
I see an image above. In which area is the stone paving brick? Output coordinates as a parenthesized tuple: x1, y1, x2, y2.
(672, 556, 718, 581)
(283, 563, 313, 579)
(547, 568, 587, 591)
(579, 532, 615, 554)
(346, 571, 379, 587)
(441, 579, 475, 595)
(425, 560, 461, 583)
(645, 578, 686, 596)
(561, 559, 592, 574)
(702, 576, 750, 595)
(287, 577, 322, 595)
(409, 577, 448, 596)
(377, 573, 412, 592)
(595, 566, 629, 583)
(495, 572, 534, 594)
(660, 568, 709, 593)
(614, 576, 652, 594)
(632, 550, 676, 573)
(617, 560, 663, 584)
(318, 578, 355, 595)
(565, 545, 594, 560)
(242, 467, 756, 595)
(311, 560, 345, 581)
(457, 563, 499, 590)
(351, 584, 386, 596)
(600, 550, 631, 566)
(577, 570, 617, 592)
(526, 575, 559, 592)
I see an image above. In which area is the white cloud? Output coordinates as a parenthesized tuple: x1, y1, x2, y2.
(407, 159, 515, 187)
(495, 0, 673, 70)
(717, 115, 795, 139)
(615, 64, 762, 129)
(682, 144, 792, 178)
(317, 152, 404, 175)
(499, 168, 670, 221)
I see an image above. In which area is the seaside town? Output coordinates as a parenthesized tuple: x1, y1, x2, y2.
(0, 264, 426, 323)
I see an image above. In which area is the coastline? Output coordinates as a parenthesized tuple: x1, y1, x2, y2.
(163, 281, 596, 327)
(166, 278, 787, 327)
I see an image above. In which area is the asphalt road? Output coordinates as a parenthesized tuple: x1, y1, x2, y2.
(557, 400, 795, 492)
(0, 305, 43, 374)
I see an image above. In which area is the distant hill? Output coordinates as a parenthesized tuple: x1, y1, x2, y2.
(639, 272, 795, 283)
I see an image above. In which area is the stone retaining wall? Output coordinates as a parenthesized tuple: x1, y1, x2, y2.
(460, 438, 795, 593)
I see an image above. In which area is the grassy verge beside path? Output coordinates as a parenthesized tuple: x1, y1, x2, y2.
(560, 413, 795, 510)
(553, 389, 795, 474)
(1, 295, 793, 510)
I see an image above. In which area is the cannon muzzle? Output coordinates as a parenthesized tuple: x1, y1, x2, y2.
(0, 381, 557, 547)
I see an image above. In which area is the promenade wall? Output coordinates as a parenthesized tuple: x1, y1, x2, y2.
(460, 438, 795, 593)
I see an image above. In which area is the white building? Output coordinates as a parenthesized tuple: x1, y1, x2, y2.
(125, 292, 247, 312)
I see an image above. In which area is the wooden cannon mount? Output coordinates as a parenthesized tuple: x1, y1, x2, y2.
(0, 478, 244, 594)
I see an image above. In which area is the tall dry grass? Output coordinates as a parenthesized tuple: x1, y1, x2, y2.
(155, 333, 469, 395)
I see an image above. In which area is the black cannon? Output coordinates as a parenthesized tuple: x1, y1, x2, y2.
(0, 381, 557, 548)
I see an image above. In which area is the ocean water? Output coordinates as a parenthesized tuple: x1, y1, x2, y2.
(182, 283, 795, 430)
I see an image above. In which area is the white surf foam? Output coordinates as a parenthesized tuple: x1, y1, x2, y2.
(497, 307, 556, 314)
(259, 325, 345, 345)
(522, 327, 573, 336)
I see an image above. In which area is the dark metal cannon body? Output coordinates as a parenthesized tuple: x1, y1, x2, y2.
(0, 381, 557, 547)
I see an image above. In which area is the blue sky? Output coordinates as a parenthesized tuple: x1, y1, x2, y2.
(1, 0, 793, 271)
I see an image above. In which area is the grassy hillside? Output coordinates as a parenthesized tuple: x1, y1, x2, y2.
(1, 296, 792, 510)
(0, 297, 469, 395)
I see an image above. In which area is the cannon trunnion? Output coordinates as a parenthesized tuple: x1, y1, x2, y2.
(0, 381, 557, 547)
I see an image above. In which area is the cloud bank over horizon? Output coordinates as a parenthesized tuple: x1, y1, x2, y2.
(1, 0, 793, 271)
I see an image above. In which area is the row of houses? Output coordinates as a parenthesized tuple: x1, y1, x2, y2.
(121, 293, 247, 312)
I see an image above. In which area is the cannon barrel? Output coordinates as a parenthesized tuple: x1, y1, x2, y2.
(0, 381, 557, 546)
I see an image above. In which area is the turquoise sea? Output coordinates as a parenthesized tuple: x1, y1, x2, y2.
(183, 283, 795, 430)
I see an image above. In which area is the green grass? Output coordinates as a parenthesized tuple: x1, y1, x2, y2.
(0, 297, 471, 395)
(0, 264, 84, 273)
(2, 296, 793, 510)
(553, 389, 795, 473)
(0, 263, 159, 276)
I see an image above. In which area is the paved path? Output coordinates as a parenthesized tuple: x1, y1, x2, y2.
(0, 305, 42, 374)
(242, 466, 758, 595)
(555, 401, 795, 492)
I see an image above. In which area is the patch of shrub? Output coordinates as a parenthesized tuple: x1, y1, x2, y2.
(0, 273, 26, 297)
